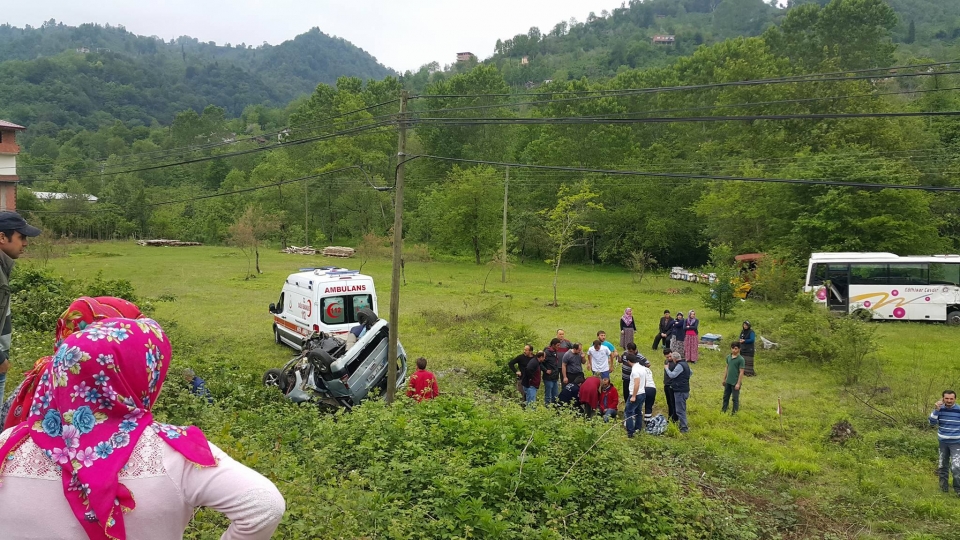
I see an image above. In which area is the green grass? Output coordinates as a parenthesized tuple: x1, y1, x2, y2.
(11, 241, 960, 538)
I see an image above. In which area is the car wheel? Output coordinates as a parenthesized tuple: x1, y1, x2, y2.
(263, 368, 284, 391)
(274, 326, 282, 345)
(948, 310, 960, 326)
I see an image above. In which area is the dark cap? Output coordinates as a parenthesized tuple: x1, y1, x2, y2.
(0, 211, 41, 237)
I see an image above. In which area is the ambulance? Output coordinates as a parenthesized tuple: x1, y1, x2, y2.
(269, 267, 379, 350)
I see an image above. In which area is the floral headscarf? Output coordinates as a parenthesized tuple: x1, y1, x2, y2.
(0, 318, 216, 540)
(3, 297, 143, 430)
(687, 310, 697, 323)
(621, 308, 633, 326)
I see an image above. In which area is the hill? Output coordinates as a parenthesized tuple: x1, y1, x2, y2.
(0, 20, 395, 131)
(462, 0, 960, 89)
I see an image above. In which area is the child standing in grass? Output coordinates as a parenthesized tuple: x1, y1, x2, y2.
(721, 343, 745, 415)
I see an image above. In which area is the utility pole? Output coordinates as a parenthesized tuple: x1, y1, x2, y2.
(501, 166, 508, 283)
(386, 91, 408, 404)
(304, 178, 309, 247)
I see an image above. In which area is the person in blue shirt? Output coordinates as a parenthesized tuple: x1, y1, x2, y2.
(930, 390, 960, 495)
(182, 368, 213, 403)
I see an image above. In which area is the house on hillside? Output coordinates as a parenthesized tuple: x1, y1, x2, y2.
(652, 35, 675, 45)
(521, 55, 529, 65)
(0, 120, 25, 211)
(76, 47, 90, 53)
(456, 52, 475, 62)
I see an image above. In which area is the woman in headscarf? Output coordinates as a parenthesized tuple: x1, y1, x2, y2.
(739, 321, 756, 376)
(0, 318, 285, 539)
(683, 310, 700, 363)
(670, 311, 685, 359)
(619, 308, 636, 350)
(2, 297, 143, 430)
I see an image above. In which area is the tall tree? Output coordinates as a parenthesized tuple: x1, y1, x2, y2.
(541, 182, 603, 307)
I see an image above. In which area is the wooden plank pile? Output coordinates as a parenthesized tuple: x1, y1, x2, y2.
(281, 245, 318, 255)
(322, 246, 356, 258)
(136, 239, 202, 247)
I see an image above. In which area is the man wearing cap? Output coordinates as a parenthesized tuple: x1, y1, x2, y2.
(0, 211, 42, 402)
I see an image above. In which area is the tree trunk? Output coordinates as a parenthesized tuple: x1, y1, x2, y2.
(473, 236, 481, 265)
(553, 252, 562, 307)
(255, 244, 261, 274)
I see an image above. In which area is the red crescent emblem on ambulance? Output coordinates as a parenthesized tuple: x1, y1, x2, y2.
(326, 302, 342, 319)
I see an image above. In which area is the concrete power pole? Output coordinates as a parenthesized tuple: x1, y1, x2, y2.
(501, 166, 508, 283)
(386, 91, 409, 404)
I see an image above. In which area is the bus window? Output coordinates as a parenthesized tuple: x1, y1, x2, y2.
(809, 263, 828, 286)
(850, 264, 888, 285)
(888, 263, 928, 285)
(930, 263, 960, 286)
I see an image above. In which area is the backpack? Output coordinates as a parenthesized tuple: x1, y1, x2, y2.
(645, 414, 668, 436)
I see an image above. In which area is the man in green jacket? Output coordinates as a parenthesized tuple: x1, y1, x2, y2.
(0, 211, 41, 402)
(721, 342, 745, 415)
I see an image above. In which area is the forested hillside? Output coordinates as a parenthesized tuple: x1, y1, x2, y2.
(0, 21, 394, 131)
(15, 0, 960, 270)
(400, 0, 960, 90)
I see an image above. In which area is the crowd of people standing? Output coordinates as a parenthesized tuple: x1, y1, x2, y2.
(507, 308, 763, 437)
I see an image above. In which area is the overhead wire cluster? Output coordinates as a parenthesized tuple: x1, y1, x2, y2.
(20, 60, 960, 215)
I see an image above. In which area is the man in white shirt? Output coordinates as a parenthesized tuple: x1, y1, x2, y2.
(624, 361, 648, 438)
(588, 339, 612, 379)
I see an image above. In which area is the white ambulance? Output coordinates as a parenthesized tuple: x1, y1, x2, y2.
(269, 267, 379, 350)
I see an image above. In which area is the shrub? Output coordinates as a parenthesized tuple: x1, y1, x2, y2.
(750, 255, 804, 304)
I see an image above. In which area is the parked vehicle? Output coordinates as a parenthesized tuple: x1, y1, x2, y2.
(262, 309, 408, 410)
(804, 252, 960, 324)
(268, 266, 378, 350)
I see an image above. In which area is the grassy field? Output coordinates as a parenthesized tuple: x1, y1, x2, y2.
(9, 241, 960, 539)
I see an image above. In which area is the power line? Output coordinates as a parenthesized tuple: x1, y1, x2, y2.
(411, 61, 960, 100)
(24, 166, 386, 215)
(405, 85, 960, 117)
(411, 110, 960, 126)
(19, 121, 395, 183)
(405, 155, 960, 193)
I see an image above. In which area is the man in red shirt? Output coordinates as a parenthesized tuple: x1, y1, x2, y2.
(598, 377, 620, 422)
(578, 376, 602, 418)
(406, 357, 439, 402)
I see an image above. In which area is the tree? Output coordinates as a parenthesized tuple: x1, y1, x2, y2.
(416, 166, 503, 264)
(227, 205, 279, 278)
(906, 19, 916, 44)
(541, 183, 603, 307)
(700, 243, 738, 319)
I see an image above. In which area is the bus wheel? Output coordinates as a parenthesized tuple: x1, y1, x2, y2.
(852, 308, 873, 321)
(948, 311, 960, 326)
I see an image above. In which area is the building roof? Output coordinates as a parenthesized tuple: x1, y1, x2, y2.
(0, 120, 26, 131)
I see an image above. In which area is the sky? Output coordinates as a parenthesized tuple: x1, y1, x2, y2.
(4, 0, 628, 72)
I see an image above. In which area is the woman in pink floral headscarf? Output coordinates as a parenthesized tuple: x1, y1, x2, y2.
(0, 318, 285, 540)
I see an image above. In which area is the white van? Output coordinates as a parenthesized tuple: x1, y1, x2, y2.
(268, 267, 379, 350)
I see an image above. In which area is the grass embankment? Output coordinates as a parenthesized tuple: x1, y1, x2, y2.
(8, 241, 958, 539)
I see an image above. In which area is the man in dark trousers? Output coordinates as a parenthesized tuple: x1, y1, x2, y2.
(619, 342, 646, 403)
(542, 338, 561, 405)
(652, 309, 673, 351)
(0, 211, 41, 403)
(722, 343, 746, 415)
(578, 376, 602, 418)
(508, 344, 535, 401)
(561, 343, 586, 385)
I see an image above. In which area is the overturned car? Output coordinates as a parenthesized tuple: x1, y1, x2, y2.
(262, 309, 407, 410)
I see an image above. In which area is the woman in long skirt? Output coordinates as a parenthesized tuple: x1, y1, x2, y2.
(683, 310, 699, 363)
(670, 312, 685, 359)
(620, 308, 636, 349)
(740, 320, 756, 376)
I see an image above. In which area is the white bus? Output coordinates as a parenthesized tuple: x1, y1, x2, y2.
(804, 252, 960, 325)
